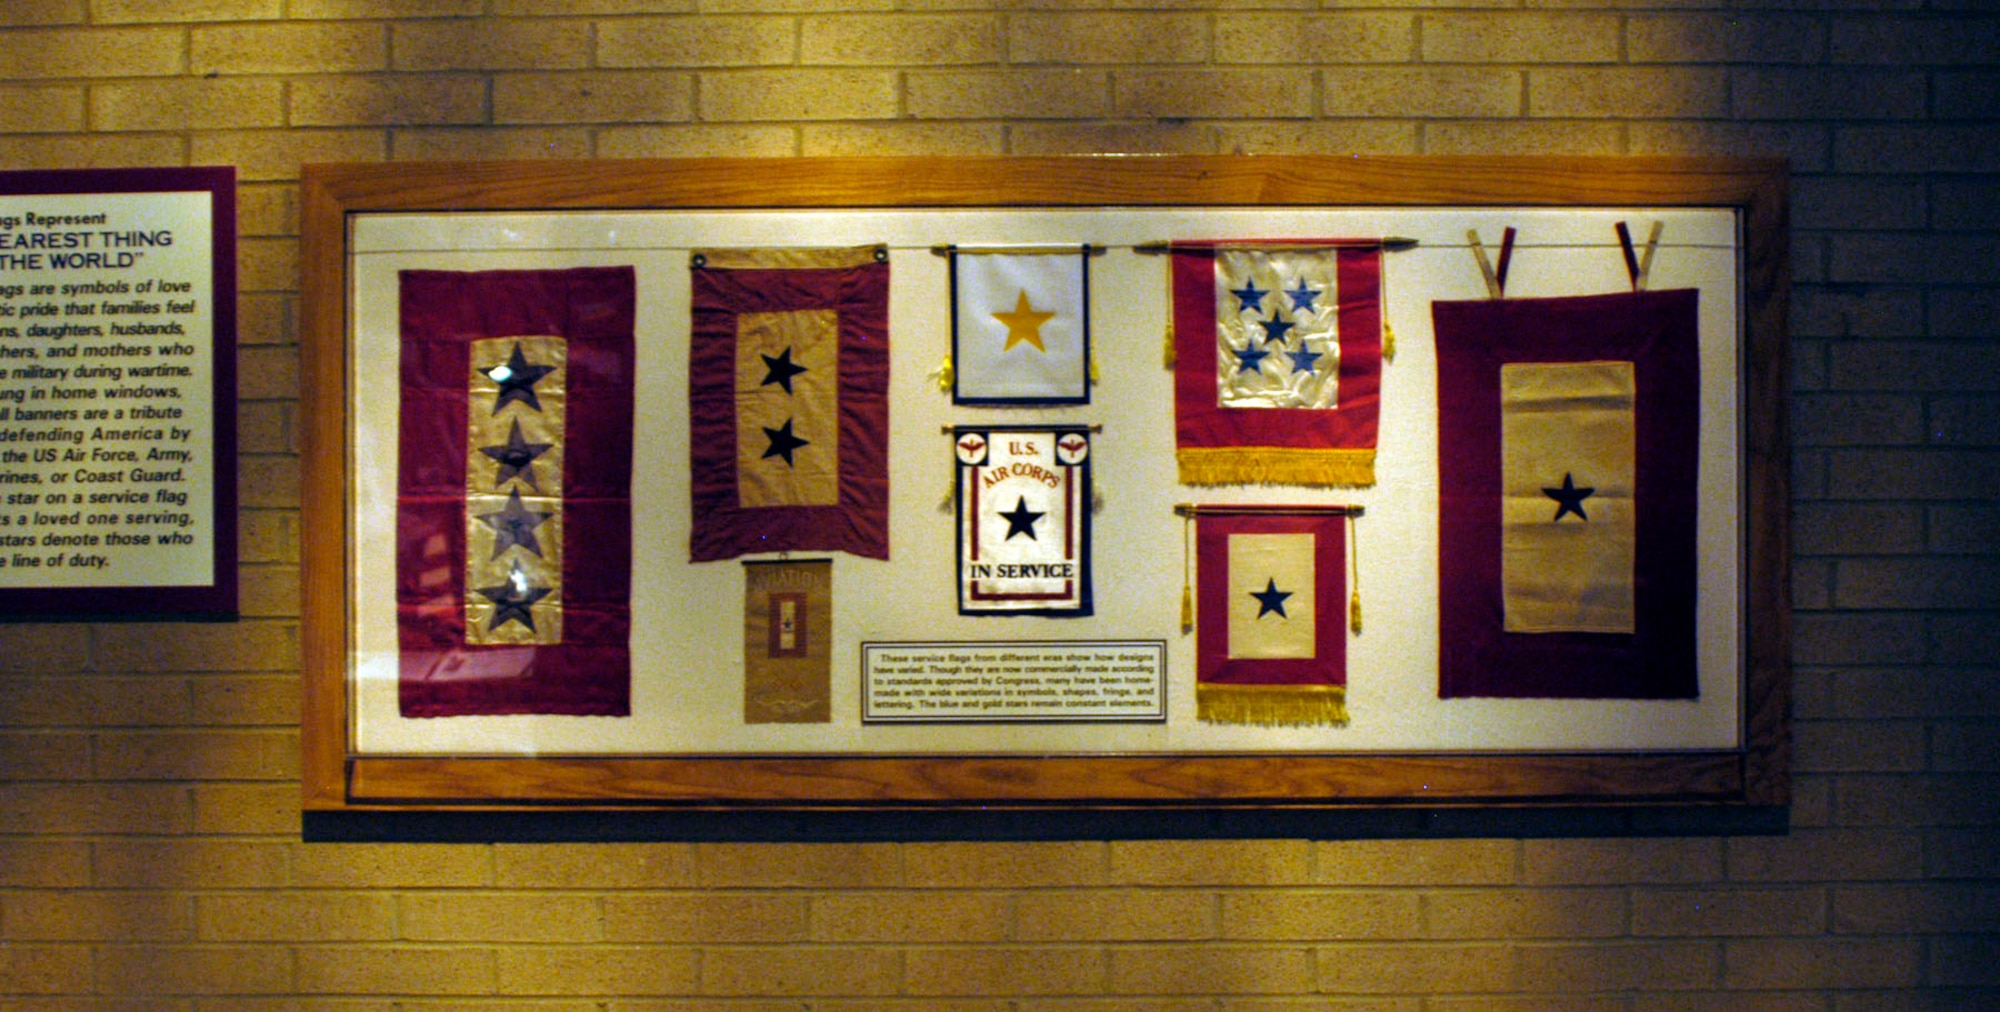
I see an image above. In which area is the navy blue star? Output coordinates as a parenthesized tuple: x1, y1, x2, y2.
(476, 562, 552, 632)
(486, 342, 556, 415)
(759, 346, 809, 394)
(1544, 472, 1595, 522)
(1251, 577, 1293, 619)
(1234, 344, 1271, 374)
(1229, 279, 1267, 313)
(1258, 317, 1295, 344)
(1285, 345, 1322, 374)
(479, 418, 553, 490)
(475, 488, 553, 559)
(1286, 279, 1322, 313)
(999, 496, 1045, 540)
(761, 418, 809, 465)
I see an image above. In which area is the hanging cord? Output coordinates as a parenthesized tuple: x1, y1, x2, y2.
(1180, 509, 1195, 634)
(1347, 510, 1361, 634)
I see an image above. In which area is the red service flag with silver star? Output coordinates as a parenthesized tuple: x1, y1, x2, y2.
(1433, 288, 1700, 699)
(395, 267, 634, 717)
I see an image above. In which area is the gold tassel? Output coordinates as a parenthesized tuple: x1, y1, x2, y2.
(936, 355, 953, 392)
(1089, 354, 1099, 384)
(1347, 511, 1361, 634)
(1162, 259, 1177, 368)
(1380, 255, 1396, 362)
(1180, 509, 1194, 633)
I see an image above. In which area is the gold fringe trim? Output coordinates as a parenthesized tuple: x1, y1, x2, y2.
(693, 244, 884, 271)
(1198, 684, 1348, 727)
(1177, 448, 1375, 488)
(1382, 321, 1396, 363)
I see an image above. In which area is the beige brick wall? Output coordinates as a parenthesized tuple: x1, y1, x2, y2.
(1, 1, 1996, 1005)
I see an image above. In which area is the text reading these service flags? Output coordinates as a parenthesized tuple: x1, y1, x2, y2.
(1194, 507, 1350, 726)
(1434, 288, 1700, 699)
(396, 267, 634, 718)
(688, 246, 890, 562)
(1171, 241, 1385, 487)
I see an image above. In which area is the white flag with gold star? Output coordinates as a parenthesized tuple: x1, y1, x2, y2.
(950, 248, 1090, 404)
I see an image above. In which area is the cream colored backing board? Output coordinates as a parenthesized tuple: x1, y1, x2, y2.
(347, 206, 1741, 757)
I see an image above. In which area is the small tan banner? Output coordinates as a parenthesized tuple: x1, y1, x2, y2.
(744, 559, 833, 723)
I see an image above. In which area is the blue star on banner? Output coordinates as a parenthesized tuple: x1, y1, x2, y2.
(1259, 317, 1295, 344)
(1234, 344, 1271, 373)
(1544, 472, 1595, 521)
(1230, 280, 1267, 313)
(475, 488, 553, 559)
(761, 418, 810, 465)
(1285, 345, 1322, 374)
(477, 562, 553, 632)
(1251, 577, 1293, 619)
(480, 418, 553, 490)
(759, 346, 809, 394)
(1000, 496, 1045, 540)
(486, 341, 557, 414)
(1286, 279, 1322, 313)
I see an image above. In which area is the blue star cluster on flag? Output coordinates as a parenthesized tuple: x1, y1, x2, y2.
(1213, 249, 1344, 412)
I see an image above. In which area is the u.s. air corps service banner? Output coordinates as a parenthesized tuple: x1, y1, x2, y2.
(949, 246, 1090, 405)
(1433, 288, 1700, 700)
(955, 426, 1092, 617)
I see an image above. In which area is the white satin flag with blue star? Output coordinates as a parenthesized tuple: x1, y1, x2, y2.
(950, 249, 1090, 405)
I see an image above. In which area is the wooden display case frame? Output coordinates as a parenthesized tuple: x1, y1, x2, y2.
(300, 155, 1789, 811)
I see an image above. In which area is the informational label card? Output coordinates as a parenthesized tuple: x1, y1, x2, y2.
(0, 168, 236, 617)
(861, 641, 1166, 722)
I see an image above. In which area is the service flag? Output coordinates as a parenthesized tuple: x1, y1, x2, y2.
(395, 267, 634, 718)
(1172, 241, 1385, 487)
(956, 426, 1092, 616)
(1195, 509, 1348, 725)
(743, 558, 832, 723)
(950, 247, 1090, 404)
(689, 246, 890, 561)
(1434, 288, 1699, 699)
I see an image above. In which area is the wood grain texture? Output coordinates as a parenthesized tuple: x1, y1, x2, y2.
(299, 155, 1789, 811)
